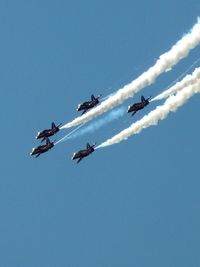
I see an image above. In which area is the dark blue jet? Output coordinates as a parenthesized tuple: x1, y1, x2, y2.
(77, 94, 101, 115)
(127, 96, 152, 116)
(71, 143, 96, 163)
(36, 122, 62, 142)
(30, 138, 55, 158)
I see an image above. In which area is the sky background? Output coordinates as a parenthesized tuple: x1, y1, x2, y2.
(1, 1, 200, 266)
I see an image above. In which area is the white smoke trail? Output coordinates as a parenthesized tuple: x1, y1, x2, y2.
(61, 18, 200, 129)
(55, 123, 85, 145)
(68, 106, 126, 139)
(152, 67, 200, 101)
(159, 55, 200, 91)
(96, 79, 200, 148)
(57, 106, 126, 144)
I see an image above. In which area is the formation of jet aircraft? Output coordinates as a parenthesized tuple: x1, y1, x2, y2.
(30, 94, 151, 162)
(127, 96, 152, 116)
(30, 122, 60, 158)
(77, 94, 101, 115)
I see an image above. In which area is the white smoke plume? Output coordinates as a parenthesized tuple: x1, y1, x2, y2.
(61, 18, 200, 129)
(96, 79, 200, 148)
(152, 67, 200, 101)
(55, 123, 85, 145)
(56, 106, 126, 144)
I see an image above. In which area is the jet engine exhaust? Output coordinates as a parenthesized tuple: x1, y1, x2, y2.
(152, 67, 200, 101)
(56, 106, 126, 144)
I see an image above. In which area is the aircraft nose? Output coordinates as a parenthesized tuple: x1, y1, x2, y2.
(35, 132, 40, 139)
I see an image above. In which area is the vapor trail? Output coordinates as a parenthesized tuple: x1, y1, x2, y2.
(152, 67, 200, 101)
(55, 123, 85, 145)
(96, 79, 200, 148)
(57, 106, 126, 143)
(62, 18, 200, 129)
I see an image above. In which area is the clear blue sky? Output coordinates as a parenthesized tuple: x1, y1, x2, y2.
(1, 1, 200, 266)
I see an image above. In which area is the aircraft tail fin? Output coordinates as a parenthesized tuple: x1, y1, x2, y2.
(92, 142, 97, 148)
(86, 143, 91, 149)
(141, 96, 145, 102)
(45, 137, 51, 145)
(91, 94, 95, 100)
(52, 122, 56, 129)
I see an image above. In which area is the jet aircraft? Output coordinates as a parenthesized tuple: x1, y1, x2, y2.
(127, 96, 152, 116)
(30, 137, 55, 158)
(77, 94, 101, 115)
(71, 143, 96, 163)
(36, 122, 62, 142)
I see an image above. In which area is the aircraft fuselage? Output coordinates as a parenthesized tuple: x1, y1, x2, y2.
(30, 143, 54, 157)
(128, 96, 151, 116)
(36, 128, 59, 139)
(77, 99, 99, 111)
(72, 145, 95, 163)
(128, 101, 149, 113)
